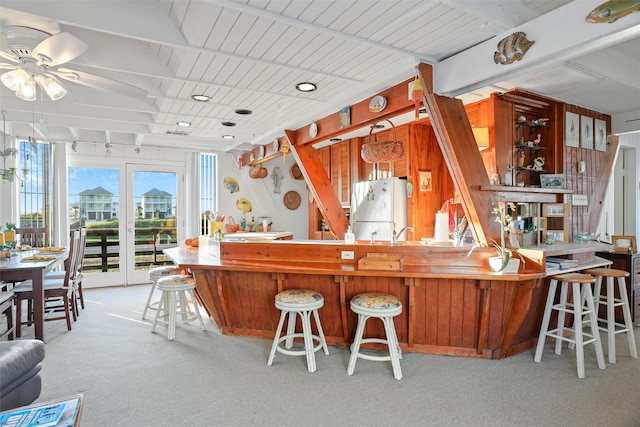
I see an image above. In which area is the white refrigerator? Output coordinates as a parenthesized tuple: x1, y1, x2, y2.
(351, 178, 407, 241)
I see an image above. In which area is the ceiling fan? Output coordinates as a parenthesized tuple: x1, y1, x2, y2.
(0, 26, 138, 101)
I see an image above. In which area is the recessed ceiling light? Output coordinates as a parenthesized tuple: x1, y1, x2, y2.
(192, 94, 210, 102)
(222, 134, 235, 140)
(177, 121, 191, 127)
(234, 109, 252, 115)
(221, 121, 236, 127)
(296, 82, 317, 92)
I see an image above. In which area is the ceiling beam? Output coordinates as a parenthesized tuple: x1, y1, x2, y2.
(435, 0, 640, 97)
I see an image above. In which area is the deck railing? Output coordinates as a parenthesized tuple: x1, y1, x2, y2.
(83, 228, 177, 272)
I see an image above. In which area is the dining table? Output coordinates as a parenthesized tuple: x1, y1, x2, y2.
(0, 248, 68, 342)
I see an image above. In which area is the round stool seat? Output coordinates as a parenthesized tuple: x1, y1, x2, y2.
(275, 289, 324, 310)
(156, 274, 196, 291)
(142, 266, 189, 320)
(351, 293, 403, 317)
(268, 289, 328, 373)
(148, 265, 187, 280)
(584, 267, 629, 278)
(348, 293, 403, 380)
(549, 272, 595, 284)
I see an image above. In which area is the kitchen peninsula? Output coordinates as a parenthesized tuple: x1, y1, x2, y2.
(165, 237, 611, 360)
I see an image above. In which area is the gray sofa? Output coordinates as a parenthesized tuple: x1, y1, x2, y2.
(0, 339, 45, 411)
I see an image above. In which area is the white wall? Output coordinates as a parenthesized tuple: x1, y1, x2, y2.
(217, 151, 308, 239)
(598, 132, 640, 241)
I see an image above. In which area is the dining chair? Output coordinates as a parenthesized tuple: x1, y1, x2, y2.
(13, 229, 80, 337)
(15, 227, 49, 248)
(46, 227, 86, 314)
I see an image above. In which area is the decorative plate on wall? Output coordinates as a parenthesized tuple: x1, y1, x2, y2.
(309, 122, 318, 138)
(369, 95, 387, 113)
(290, 164, 303, 180)
(283, 191, 301, 210)
(272, 138, 279, 152)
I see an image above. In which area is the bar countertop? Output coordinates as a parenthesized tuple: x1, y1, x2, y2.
(162, 238, 612, 359)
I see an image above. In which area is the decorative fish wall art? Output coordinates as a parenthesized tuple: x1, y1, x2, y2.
(494, 32, 535, 65)
(586, 1, 640, 23)
(223, 176, 239, 193)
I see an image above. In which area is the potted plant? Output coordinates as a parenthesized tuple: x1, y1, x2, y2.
(488, 203, 522, 273)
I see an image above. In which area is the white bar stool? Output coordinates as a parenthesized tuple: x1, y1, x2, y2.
(583, 267, 638, 363)
(534, 273, 606, 378)
(347, 293, 403, 380)
(267, 289, 329, 373)
(151, 274, 206, 340)
(142, 266, 187, 320)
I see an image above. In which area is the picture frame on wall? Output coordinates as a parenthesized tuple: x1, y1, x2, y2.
(594, 118, 607, 151)
(612, 235, 636, 253)
(581, 115, 593, 149)
(540, 174, 566, 189)
(565, 112, 579, 147)
(419, 170, 432, 192)
(339, 107, 351, 128)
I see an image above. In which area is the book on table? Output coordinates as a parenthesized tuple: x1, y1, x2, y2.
(545, 257, 579, 269)
(0, 394, 83, 427)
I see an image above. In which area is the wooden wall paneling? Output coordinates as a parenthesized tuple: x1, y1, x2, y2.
(561, 105, 616, 237)
(462, 279, 480, 348)
(409, 123, 454, 240)
(339, 140, 351, 203)
(419, 66, 494, 244)
(330, 143, 341, 200)
(393, 125, 409, 178)
(286, 132, 349, 239)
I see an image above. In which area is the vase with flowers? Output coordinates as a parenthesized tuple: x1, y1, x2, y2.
(488, 202, 522, 273)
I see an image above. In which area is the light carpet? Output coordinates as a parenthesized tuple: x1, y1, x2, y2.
(15, 285, 640, 427)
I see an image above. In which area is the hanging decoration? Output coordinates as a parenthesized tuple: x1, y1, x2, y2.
(361, 120, 404, 163)
(71, 140, 78, 152)
(271, 166, 284, 194)
(410, 74, 423, 120)
(1, 110, 21, 183)
(281, 139, 290, 162)
(104, 143, 111, 156)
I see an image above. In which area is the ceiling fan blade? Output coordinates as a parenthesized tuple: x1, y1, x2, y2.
(52, 68, 146, 98)
(0, 62, 17, 70)
(0, 51, 19, 64)
(31, 32, 88, 67)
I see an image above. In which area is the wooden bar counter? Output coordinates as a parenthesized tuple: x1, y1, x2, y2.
(164, 238, 611, 359)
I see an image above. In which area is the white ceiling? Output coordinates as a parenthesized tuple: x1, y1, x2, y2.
(0, 0, 639, 154)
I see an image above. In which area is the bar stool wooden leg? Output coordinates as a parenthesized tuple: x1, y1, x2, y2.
(534, 279, 558, 362)
(616, 276, 638, 360)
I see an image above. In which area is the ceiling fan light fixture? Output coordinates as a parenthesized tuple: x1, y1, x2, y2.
(16, 75, 37, 101)
(296, 82, 317, 92)
(1, 69, 29, 91)
(35, 74, 67, 100)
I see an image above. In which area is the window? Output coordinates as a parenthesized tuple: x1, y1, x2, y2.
(19, 141, 52, 233)
(200, 153, 217, 235)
